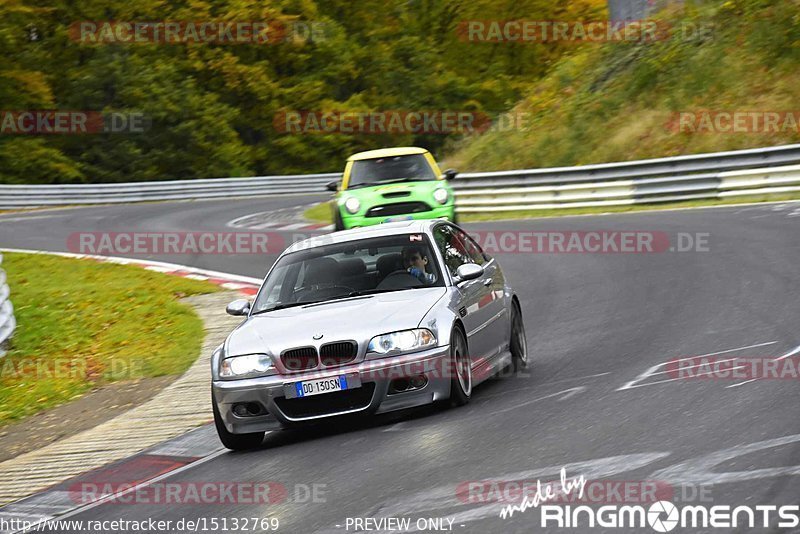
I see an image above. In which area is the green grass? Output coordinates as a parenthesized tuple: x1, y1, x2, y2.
(304, 192, 800, 225)
(0, 253, 219, 426)
(444, 0, 800, 172)
(305, 200, 334, 223)
(459, 192, 800, 221)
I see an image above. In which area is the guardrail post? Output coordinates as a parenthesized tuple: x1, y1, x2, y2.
(0, 252, 15, 357)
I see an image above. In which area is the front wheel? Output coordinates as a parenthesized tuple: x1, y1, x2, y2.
(449, 327, 472, 406)
(333, 208, 345, 232)
(212, 394, 264, 451)
(510, 302, 528, 372)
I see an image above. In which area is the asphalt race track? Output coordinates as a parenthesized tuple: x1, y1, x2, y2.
(1, 197, 799, 533)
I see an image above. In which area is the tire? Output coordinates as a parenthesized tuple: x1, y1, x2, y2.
(449, 327, 472, 406)
(510, 301, 528, 372)
(212, 394, 265, 451)
(451, 210, 459, 226)
(334, 208, 345, 232)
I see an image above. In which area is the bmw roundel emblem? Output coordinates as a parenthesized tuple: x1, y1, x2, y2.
(313, 333, 324, 340)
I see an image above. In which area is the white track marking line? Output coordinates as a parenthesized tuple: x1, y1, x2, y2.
(0, 215, 67, 223)
(13, 444, 245, 533)
(725, 379, 758, 388)
(486, 387, 586, 417)
(479, 372, 610, 400)
(725, 343, 800, 389)
(226, 210, 279, 228)
(382, 422, 409, 432)
(546, 371, 611, 384)
(276, 222, 310, 230)
(643, 357, 741, 377)
(617, 341, 778, 391)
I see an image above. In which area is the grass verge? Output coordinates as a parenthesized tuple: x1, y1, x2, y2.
(304, 200, 334, 223)
(0, 253, 219, 426)
(304, 193, 800, 225)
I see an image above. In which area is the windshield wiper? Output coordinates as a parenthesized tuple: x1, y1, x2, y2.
(347, 288, 401, 296)
(347, 286, 429, 297)
(251, 301, 323, 315)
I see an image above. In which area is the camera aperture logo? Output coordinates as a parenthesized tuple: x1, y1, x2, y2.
(648, 501, 679, 532)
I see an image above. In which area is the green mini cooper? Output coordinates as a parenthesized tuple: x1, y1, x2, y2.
(326, 147, 457, 231)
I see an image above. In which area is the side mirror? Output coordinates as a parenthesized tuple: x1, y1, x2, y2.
(454, 263, 483, 285)
(442, 168, 458, 180)
(326, 181, 339, 192)
(226, 299, 251, 316)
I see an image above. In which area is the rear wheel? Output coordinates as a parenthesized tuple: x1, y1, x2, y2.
(510, 302, 528, 372)
(449, 327, 471, 406)
(212, 393, 264, 451)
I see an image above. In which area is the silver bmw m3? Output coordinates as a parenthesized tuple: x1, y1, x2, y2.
(211, 220, 527, 449)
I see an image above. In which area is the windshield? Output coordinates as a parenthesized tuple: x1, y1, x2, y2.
(251, 234, 443, 314)
(348, 154, 437, 189)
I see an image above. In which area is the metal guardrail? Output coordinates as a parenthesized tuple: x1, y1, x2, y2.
(1, 144, 800, 211)
(0, 253, 15, 357)
(454, 144, 800, 212)
(0, 174, 339, 208)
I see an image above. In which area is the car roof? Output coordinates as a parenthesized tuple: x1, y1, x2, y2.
(284, 220, 441, 254)
(347, 147, 429, 161)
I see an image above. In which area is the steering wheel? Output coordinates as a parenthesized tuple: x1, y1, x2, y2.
(377, 270, 424, 290)
(295, 284, 356, 301)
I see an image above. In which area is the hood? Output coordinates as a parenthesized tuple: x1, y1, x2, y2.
(342, 180, 447, 207)
(225, 287, 446, 357)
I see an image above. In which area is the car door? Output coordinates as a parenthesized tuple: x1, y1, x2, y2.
(454, 228, 509, 359)
(433, 224, 494, 366)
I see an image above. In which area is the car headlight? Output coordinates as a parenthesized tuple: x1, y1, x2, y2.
(344, 197, 361, 214)
(220, 354, 274, 379)
(367, 329, 437, 355)
(433, 188, 449, 205)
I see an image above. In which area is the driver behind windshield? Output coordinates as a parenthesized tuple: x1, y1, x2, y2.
(402, 245, 435, 285)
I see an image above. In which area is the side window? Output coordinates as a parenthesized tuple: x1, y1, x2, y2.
(455, 229, 487, 266)
(434, 225, 472, 277)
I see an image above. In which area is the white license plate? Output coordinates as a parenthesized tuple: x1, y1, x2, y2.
(285, 374, 360, 399)
(384, 215, 414, 222)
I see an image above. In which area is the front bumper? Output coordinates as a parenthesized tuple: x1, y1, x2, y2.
(341, 204, 455, 229)
(212, 345, 452, 433)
